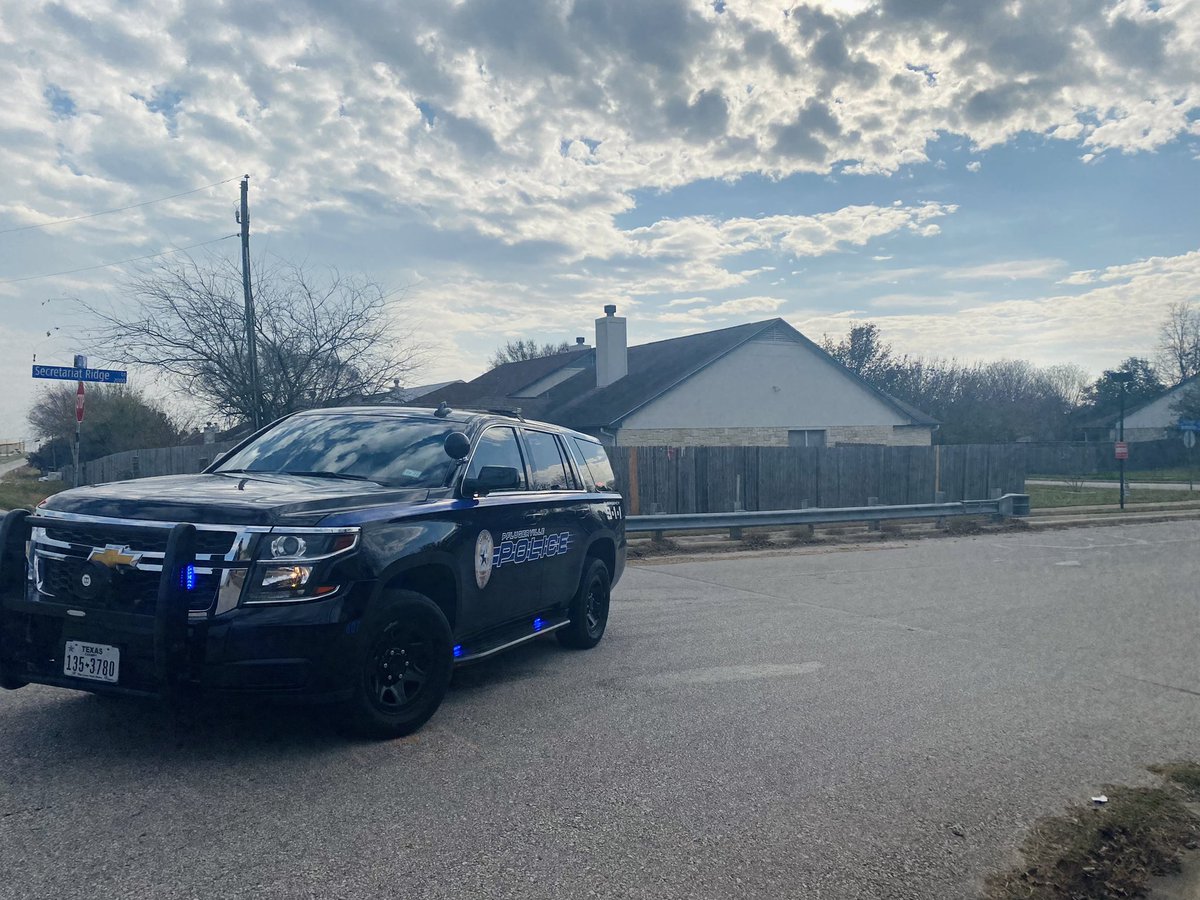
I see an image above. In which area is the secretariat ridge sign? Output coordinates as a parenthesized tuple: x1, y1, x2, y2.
(32, 365, 128, 384)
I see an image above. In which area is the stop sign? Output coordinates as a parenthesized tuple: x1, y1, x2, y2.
(75, 382, 85, 423)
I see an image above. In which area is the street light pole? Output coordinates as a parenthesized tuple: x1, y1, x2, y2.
(1119, 379, 1126, 510)
(1107, 370, 1133, 511)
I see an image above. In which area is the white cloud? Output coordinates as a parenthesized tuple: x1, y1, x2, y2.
(834, 247, 1200, 374)
(966, 161, 982, 173)
(625, 202, 956, 261)
(942, 259, 1067, 281)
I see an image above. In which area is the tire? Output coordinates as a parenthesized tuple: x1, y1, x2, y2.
(341, 591, 453, 739)
(557, 557, 611, 650)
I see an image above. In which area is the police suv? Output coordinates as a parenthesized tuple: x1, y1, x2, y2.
(0, 406, 626, 737)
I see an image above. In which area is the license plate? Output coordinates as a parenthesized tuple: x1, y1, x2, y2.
(63, 641, 120, 683)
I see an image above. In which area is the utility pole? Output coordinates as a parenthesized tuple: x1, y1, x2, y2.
(238, 175, 262, 430)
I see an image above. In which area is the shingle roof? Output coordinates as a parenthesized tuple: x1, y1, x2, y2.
(417, 318, 938, 429)
(428, 347, 592, 409)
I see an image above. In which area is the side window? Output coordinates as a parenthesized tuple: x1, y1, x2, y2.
(523, 430, 572, 491)
(571, 438, 618, 493)
(466, 427, 527, 491)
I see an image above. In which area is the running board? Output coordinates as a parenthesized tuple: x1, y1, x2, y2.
(453, 615, 570, 664)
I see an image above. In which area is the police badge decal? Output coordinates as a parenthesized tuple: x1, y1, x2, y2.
(475, 530, 494, 589)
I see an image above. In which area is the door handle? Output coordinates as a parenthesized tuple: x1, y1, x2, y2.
(524, 510, 550, 521)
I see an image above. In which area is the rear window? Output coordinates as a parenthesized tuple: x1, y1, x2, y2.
(571, 438, 618, 493)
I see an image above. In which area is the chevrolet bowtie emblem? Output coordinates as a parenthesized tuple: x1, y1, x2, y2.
(88, 545, 142, 569)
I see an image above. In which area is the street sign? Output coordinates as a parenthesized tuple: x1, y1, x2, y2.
(31, 365, 127, 384)
(75, 382, 85, 424)
(1179, 419, 1200, 433)
(1114, 441, 1129, 460)
(1185, 431, 1197, 450)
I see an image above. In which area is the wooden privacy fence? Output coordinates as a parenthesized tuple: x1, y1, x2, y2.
(62, 438, 1027, 514)
(607, 444, 1027, 515)
(63, 442, 237, 487)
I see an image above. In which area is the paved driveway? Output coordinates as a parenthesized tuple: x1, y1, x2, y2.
(3, 521, 1198, 899)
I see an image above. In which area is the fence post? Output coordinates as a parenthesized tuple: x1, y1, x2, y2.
(935, 490, 947, 528)
(627, 448, 640, 516)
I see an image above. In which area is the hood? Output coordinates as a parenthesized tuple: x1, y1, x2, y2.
(39, 473, 434, 526)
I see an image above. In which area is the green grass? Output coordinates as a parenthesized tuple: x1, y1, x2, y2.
(1028, 484, 1200, 508)
(0, 466, 64, 511)
(1030, 467, 1200, 484)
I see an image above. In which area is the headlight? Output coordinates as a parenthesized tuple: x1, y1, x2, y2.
(241, 528, 360, 604)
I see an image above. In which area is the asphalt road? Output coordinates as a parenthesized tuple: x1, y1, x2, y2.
(3, 521, 1199, 899)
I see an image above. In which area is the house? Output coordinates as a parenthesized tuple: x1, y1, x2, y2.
(1084, 373, 1200, 442)
(415, 306, 937, 447)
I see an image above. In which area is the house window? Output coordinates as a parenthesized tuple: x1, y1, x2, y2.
(788, 429, 826, 448)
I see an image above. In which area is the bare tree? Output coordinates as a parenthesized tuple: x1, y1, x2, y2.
(1041, 363, 1091, 408)
(489, 339, 573, 369)
(1156, 299, 1200, 385)
(83, 254, 424, 425)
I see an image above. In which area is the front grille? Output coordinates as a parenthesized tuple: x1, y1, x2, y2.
(38, 556, 218, 614)
(42, 523, 237, 557)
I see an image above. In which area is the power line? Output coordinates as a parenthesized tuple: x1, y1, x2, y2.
(0, 176, 241, 235)
(0, 234, 238, 285)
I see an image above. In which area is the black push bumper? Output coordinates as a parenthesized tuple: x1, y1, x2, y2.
(0, 510, 357, 702)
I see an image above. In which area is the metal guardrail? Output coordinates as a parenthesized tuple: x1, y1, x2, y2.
(626, 494, 1030, 537)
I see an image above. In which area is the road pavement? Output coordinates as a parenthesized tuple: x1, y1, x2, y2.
(2, 521, 1199, 899)
(0, 456, 27, 478)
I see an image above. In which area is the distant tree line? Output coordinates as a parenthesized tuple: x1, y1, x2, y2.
(821, 301, 1199, 444)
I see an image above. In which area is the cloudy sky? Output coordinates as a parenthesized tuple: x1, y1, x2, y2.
(1, 0, 1198, 436)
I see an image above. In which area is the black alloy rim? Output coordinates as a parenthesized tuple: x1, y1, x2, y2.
(369, 626, 432, 711)
(585, 576, 608, 637)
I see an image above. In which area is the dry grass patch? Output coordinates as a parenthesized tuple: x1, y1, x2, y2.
(985, 768, 1200, 900)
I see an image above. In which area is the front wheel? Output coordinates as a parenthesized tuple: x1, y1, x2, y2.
(557, 558, 611, 650)
(341, 591, 453, 739)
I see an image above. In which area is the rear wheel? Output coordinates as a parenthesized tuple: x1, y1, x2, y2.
(557, 558, 611, 650)
(341, 591, 453, 738)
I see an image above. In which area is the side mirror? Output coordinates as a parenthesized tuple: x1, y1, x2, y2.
(444, 431, 471, 461)
(462, 465, 521, 497)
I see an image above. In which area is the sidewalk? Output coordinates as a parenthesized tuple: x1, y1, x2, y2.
(1028, 478, 1198, 492)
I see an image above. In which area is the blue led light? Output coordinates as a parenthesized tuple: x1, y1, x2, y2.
(180, 564, 196, 591)
(533, 617, 544, 632)
(453, 644, 464, 659)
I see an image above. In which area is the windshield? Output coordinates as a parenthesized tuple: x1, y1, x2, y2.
(214, 414, 460, 488)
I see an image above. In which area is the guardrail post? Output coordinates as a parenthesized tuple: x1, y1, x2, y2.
(935, 490, 947, 528)
(867, 496, 880, 531)
(729, 526, 743, 540)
